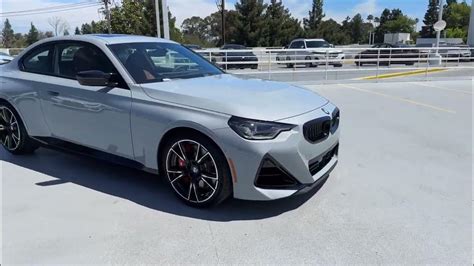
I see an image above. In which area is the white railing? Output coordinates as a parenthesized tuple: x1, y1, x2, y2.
(194, 47, 473, 81)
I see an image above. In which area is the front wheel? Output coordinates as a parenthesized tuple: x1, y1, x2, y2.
(160, 133, 233, 207)
(0, 103, 39, 155)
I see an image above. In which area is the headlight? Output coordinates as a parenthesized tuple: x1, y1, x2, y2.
(228, 116, 295, 140)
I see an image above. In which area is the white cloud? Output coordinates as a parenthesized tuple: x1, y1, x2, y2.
(168, 0, 219, 27)
(1, 0, 103, 34)
(353, 0, 379, 17)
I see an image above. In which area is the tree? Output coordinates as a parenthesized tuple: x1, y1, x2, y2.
(262, 0, 304, 47)
(304, 0, 325, 36)
(351, 14, 364, 44)
(421, 0, 440, 38)
(444, 1, 470, 42)
(48, 16, 69, 36)
(367, 14, 374, 24)
(374, 9, 415, 43)
(74, 27, 81, 35)
(26, 22, 39, 45)
(63, 29, 70, 36)
(182, 16, 208, 45)
(1, 19, 15, 48)
(234, 0, 267, 47)
(318, 19, 351, 45)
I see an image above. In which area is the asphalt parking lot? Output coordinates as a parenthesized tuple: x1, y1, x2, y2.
(1, 79, 472, 264)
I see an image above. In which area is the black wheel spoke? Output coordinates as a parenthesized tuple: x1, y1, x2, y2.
(166, 139, 219, 204)
(0, 106, 21, 151)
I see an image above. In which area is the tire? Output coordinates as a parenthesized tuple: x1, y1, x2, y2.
(304, 56, 312, 68)
(286, 57, 294, 68)
(355, 62, 363, 67)
(0, 102, 39, 155)
(251, 64, 258, 70)
(160, 132, 233, 208)
(333, 63, 343, 68)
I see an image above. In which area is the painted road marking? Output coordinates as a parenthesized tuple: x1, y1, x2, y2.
(358, 68, 447, 80)
(408, 82, 473, 95)
(337, 84, 456, 114)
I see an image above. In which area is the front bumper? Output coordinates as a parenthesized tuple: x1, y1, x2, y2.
(214, 102, 340, 201)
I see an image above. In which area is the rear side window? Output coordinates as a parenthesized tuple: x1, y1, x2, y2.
(56, 42, 116, 79)
(22, 45, 54, 74)
(289, 41, 305, 49)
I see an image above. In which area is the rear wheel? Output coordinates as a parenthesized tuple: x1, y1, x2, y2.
(304, 56, 312, 68)
(286, 57, 294, 68)
(160, 133, 232, 207)
(0, 102, 39, 155)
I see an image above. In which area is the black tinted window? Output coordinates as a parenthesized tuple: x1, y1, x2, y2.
(22, 45, 53, 74)
(57, 42, 115, 79)
(290, 41, 304, 49)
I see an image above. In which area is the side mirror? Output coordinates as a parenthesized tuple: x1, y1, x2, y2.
(76, 70, 117, 87)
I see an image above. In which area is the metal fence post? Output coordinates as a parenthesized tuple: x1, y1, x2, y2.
(225, 51, 228, 71)
(376, 49, 380, 81)
(268, 50, 272, 80)
(325, 50, 329, 81)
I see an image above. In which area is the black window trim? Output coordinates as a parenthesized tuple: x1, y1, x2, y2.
(19, 43, 55, 76)
(19, 40, 129, 90)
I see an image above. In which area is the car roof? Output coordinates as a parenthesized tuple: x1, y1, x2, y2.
(291, 38, 326, 42)
(34, 34, 176, 45)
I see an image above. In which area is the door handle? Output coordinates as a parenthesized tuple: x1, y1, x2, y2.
(47, 91, 60, 96)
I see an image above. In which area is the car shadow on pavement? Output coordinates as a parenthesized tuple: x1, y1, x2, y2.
(2, 147, 327, 221)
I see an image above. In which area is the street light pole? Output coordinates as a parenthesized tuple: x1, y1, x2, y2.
(104, 0, 111, 34)
(161, 0, 170, 39)
(155, 0, 161, 38)
(435, 0, 444, 51)
(221, 0, 226, 45)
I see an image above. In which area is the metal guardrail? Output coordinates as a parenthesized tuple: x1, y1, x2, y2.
(195, 47, 474, 81)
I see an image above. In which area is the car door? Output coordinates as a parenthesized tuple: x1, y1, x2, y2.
(289, 41, 305, 62)
(39, 41, 134, 159)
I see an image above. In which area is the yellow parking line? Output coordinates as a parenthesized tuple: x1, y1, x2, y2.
(409, 82, 473, 95)
(337, 84, 456, 114)
(358, 68, 447, 80)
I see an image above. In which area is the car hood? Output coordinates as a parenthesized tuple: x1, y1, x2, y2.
(140, 74, 328, 121)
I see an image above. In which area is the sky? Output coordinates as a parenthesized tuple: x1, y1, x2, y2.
(0, 0, 432, 34)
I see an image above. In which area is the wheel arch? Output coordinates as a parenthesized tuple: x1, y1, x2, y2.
(0, 98, 30, 134)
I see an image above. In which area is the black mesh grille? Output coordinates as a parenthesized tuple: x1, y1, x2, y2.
(255, 158, 300, 189)
(309, 144, 339, 176)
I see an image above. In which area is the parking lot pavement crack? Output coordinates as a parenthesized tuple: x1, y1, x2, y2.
(207, 222, 220, 263)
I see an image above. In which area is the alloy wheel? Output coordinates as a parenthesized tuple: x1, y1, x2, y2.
(165, 139, 219, 203)
(0, 106, 21, 151)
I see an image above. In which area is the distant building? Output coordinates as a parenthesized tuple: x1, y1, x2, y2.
(416, 38, 464, 46)
(384, 33, 411, 45)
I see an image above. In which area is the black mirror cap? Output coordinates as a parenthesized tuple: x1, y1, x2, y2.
(76, 70, 118, 87)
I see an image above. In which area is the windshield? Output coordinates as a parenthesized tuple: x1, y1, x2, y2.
(109, 42, 223, 84)
(306, 41, 330, 48)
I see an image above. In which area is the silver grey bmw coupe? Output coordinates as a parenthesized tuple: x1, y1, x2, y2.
(0, 35, 340, 207)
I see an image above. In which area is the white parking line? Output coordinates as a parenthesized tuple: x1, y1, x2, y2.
(409, 82, 473, 95)
(337, 84, 457, 114)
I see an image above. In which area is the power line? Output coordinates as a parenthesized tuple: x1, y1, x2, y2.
(0, 1, 98, 15)
(0, 3, 101, 17)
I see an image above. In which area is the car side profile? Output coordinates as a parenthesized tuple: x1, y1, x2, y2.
(0, 34, 340, 207)
(282, 38, 345, 68)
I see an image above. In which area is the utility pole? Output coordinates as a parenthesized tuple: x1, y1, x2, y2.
(468, 0, 474, 46)
(155, 0, 161, 38)
(221, 0, 225, 45)
(435, 0, 444, 50)
(103, 0, 111, 34)
(161, 0, 170, 39)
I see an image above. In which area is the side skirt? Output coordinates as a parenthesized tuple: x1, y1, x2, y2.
(31, 136, 158, 175)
